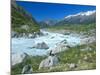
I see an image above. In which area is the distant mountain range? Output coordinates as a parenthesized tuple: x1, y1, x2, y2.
(55, 10, 96, 25)
(39, 19, 58, 28)
(40, 10, 96, 27)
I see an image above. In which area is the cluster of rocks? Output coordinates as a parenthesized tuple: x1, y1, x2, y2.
(39, 51, 59, 70)
(21, 64, 33, 74)
(81, 36, 95, 45)
(48, 39, 71, 54)
(20, 51, 59, 74)
(38, 40, 71, 70)
(11, 31, 44, 38)
(20, 39, 74, 73)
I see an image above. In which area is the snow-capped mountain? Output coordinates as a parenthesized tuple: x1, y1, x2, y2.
(56, 10, 96, 25)
(39, 10, 96, 27)
(65, 10, 96, 19)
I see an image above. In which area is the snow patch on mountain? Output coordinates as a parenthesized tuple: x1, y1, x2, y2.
(65, 10, 96, 19)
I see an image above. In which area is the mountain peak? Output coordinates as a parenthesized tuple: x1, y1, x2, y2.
(65, 10, 96, 19)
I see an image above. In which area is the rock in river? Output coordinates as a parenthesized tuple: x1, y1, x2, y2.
(33, 42, 49, 49)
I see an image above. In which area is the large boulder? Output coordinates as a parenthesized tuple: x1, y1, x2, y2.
(12, 53, 26, 66)
(33, 42, 49, 49)
(20, 25, 29, 31)
(48, 40, 70, 54)
(39, 55, 59, 70)
(21, 64, 33, 74)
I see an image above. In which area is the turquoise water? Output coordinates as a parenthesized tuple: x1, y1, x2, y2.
(12, 30, 81, 56)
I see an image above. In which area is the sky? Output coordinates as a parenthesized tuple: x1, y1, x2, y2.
(16, 1, 96, 22)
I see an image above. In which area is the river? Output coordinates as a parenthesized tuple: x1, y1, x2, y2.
(11, 30, 81, 65)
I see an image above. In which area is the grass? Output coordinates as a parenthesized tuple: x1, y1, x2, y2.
(46, 23, 96, 35)
(11, 42, 96, 75)
(11, 3, 40, 34)
(11, 55, 46, 75)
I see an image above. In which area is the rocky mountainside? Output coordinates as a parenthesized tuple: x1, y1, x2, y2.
(55, 10, 96, 25)
(11, 0, 40, 34)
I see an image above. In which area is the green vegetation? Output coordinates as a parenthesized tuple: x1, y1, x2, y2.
(11, 55, 46, 75)
(11, 2, 96, 75)
(11, 3, 40, 34)
(47, 23, 96, 34)
(11, 42, 96, 75)
(58, 42, 96, 65)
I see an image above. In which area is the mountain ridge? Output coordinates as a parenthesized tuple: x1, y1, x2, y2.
(65, 10, 96, 19)
(55, 10, 96, 25)
(11, 0, 40, 34)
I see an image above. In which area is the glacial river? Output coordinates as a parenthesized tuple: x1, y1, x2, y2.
(12, 30, 81, 65)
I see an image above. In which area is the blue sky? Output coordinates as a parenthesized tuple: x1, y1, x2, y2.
(16, 1, 96, 22)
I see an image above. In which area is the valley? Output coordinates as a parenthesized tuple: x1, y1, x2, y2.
(11, 1, 96, 75)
